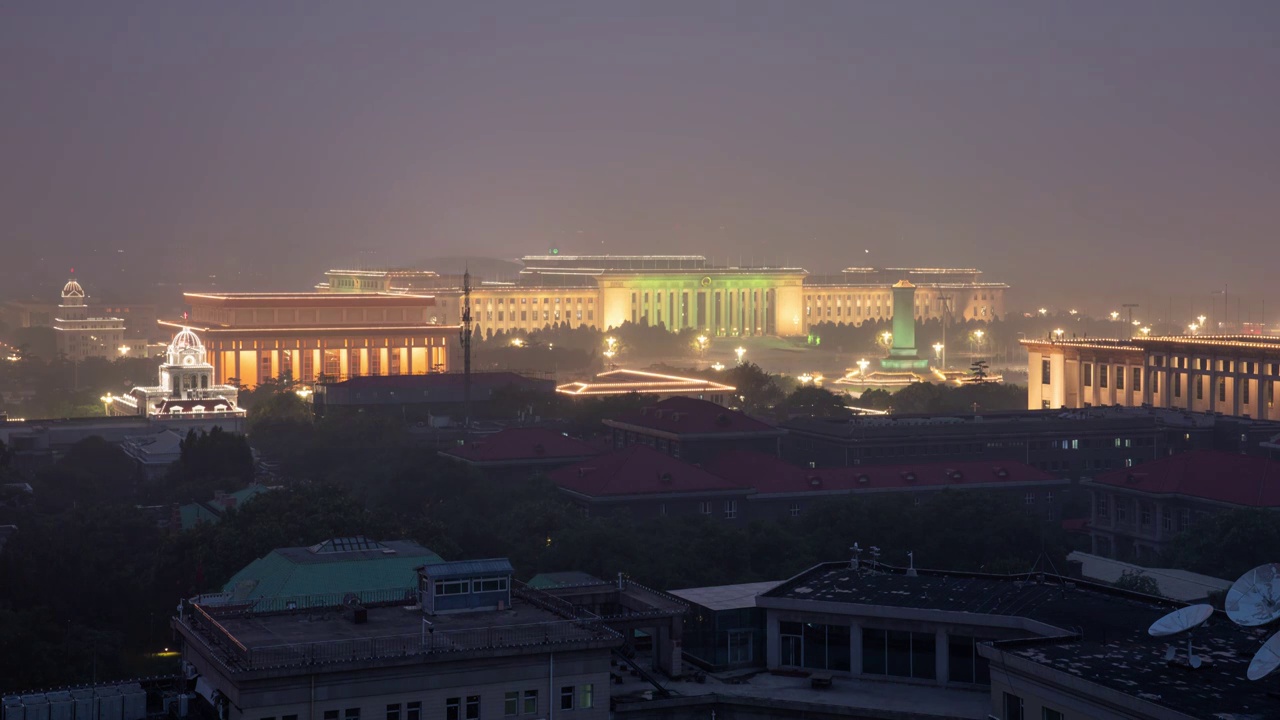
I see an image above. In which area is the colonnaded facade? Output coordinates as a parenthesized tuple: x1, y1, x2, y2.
(321, 255, 1007, 338)
(161, 292, 458, 387)
(1023, 335, 1280, 420)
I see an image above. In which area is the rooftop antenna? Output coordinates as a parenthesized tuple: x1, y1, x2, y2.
(1148, 604, 1213, 669)
(850, 543, 863, 571)
(906, 551, 917, 577)
(459, 265, 473, 432)
(1225, 563, 1280, 627)
(869, 546, 881, 573)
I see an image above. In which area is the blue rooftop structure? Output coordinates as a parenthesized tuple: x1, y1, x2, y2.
(419, 558, 514, 615)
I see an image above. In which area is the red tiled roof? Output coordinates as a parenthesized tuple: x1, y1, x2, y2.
(604, 397, 778, 437)
(1091, 450, 1280, 507)
(550, 445, 747, 498)
(330, 372, 543, 391)
(704, 451, 1056, 495)
(441, 427, 602, 464)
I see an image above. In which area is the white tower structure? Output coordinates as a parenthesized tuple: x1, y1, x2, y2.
(105, 328, 244, 418)
(54, 277, 126, 360)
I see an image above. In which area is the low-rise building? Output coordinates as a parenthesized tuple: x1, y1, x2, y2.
(438, 427, 603, 479)
(551, 445, 752, 520)
(174, 558, 619, 720)
(781, 405, 1280, 476)
(1083, 449, 1280, 562)
(313, 371, 554, 423)
(603, 396, 783, 464)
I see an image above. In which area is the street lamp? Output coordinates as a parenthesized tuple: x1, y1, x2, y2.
(695, 334, 709, 356)
(1053, 328, 1065, 340)
(879, 331, 893, 351)
(735, 346, 746, 364)
(1110, 311, 1120, 321)
(510, 338, 524, 348)
(711, 362, 725, 371)
(1197, 315, 1207, 331)
(1140, 326, 1151, 336)
(1189, 323, 1199, 334)
(1038, 308, 1048, 316)
(932, 342, 945, 370)
(856, 358, 870, 376)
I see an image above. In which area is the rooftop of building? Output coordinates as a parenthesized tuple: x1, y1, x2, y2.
(1088, 449, 1280, 507)
(1024, 333, 1280, 353)
(181, 590, 621, 674)
(550, 444, 748, 499)
(669, 581, 783, 611)
(183, 291, 436, 303)
(218, 537, 444, 606)
(556, 369, 735, 398)
(526, 571, 606, 589)
(439, 427, 602, 465)
(603, 396, 780, 438)
(1067, 551, 1231, 603)
(762, 561, 1277, 718)
(706, 451, 1058, 495)
(781, 405, 1280, 439)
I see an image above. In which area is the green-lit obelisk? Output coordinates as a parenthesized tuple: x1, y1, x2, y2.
(880, 279, 931, 371)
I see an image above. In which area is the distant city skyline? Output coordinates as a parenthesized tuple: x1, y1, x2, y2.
(3, 1, 1278, 316)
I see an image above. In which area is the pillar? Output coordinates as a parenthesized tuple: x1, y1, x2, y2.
(850, 622, 863, 675)
(935, 629, 949, 685)
(766, 613, 780, 668)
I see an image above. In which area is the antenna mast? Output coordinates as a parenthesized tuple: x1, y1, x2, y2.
(460, 267, 472, 430)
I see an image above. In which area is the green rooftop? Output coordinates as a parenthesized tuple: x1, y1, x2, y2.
(222, 537, 444, 603)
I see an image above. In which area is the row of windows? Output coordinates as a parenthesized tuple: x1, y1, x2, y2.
(1156, 356, 1280, 375)
(484, 310, 592, 322)
(302, 686, 595, 720)
(698, 500, 737, 519)
(483, 297, 594, 305)
(434, 576, 509, 596)
(1096, 495, 1194, 531)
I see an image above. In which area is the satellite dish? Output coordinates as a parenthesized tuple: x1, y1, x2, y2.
(1226, 563, 1280, 627)
(1148, 604, 1214, 637)
(1248, 630, 1280, 681)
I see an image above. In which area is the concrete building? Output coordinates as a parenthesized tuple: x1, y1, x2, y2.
(322, 257, 1007, 339)
(781, 405, 1280, 477)
(757, 561, 1275, 719)
(438, 427, 603, 479)
(175, 558, 620, 720)
(1024, 334, 1280, 420)
(164, 292, 458, 387)
(52, 278, 126, 361)
(1082, 449, 1280, 562)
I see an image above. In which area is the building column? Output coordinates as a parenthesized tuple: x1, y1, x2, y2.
(766, 613, 780, 668)
(850, 622, 863, 675)
(935, 629, 949, 685)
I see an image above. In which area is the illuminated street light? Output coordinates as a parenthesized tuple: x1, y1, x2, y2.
(798, 374, 814, 384)
(1068, 309, 1078, 316)
(856, 358, 870, 376)
(510, 338, 524, 348)
(694, 334, 709, 357)
(711, 362, 725, 371)
(118, 345, 130, 355)
(735, 346, 746, 364)
(605, 336, 618, 350)
(1053, 328, 1065, 339)
(932, 342, 944, 358)
(1132, 319, 1141, 326)
(1189, 323, 1199, 334)
(1140, 326, 1151, 336)
(1110, 311, 1120, 321)
(1038, 308, 1048, 316)
(1197, 315, 1207, 326)
(972, 329, 984, 341)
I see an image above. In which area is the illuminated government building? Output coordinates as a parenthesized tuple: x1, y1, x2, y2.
(320, 255, 1007, 338)
(1024, 335, 1280, 421)
(160, 292, 457, 387)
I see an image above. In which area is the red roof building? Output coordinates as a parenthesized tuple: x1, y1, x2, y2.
(439, 427, 603, 478)
(603, 396, 783, 463)
(706, 451, 1067, 520)
(1083, 450, 1280, 563)
(550, 445, 752, 519)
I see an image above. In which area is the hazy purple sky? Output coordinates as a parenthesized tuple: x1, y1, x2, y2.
(3, 1, 1278, 314)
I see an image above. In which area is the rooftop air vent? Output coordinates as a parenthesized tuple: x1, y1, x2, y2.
(901, 472, 917, 483)
(808, 476, 822, 488)
(858, 474, 871, 484)
(994, 467, 1010, 479)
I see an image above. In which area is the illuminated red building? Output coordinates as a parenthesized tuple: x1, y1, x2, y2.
(161, 292, 458, 387)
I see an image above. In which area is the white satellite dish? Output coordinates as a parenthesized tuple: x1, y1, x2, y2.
(1226, 563, 1280, 627)
(1149, 604, 1214, 670)
(1248, 629, 1280, 681)
(1148, 604, 1214, 637)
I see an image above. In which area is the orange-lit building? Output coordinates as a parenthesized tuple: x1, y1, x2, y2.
(160, 293, 458, 387)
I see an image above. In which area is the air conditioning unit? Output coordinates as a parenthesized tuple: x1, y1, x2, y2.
(181, 661, 197, 680)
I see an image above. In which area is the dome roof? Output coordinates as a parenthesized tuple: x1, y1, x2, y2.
(61, 279, 85, 297)
(169, 327, 204, 353)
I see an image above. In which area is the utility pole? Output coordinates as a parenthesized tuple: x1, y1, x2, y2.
(459, 267, 472, 432)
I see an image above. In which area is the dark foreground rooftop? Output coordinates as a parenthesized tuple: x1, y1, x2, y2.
(763, 562, 1279, 719)
(178, 591, 620, 674)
